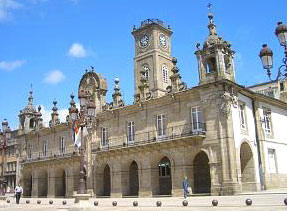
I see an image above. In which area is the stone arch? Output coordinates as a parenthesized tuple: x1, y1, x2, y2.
(240, 141, 256, 191)
(193, 151, 211, 194)
(38, 170, 48, 197)
(55, 168, 66, 197)
(129, 160, 139, 196)
(103, 164, 111, 196)
(22, 172, 32, 197)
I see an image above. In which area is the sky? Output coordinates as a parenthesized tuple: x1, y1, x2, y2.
(0, 0, 286, 129)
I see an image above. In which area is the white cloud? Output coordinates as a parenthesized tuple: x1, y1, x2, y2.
(68, 43, 87, 58)
(0, 60, 25, 71)
(40, 103, 79, 127)
(44, 70, 65, 84)
(0, 0, 22, 22)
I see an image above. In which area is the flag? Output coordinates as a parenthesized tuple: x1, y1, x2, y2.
(75, 125, 88, 148)
(72, 120, 78, 142)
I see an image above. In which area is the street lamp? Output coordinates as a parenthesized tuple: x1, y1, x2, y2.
(259, 22, 287, 80)
(69, 91, 95, 199)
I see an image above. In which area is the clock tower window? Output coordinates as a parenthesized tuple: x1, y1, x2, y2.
(142, 64, 149, 80)
(162, 64, 168, 83)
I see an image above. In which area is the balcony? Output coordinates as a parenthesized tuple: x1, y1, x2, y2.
(92, 122, 206, 152)
(20, 146, 79, 164)
(4, 170, 16, 176)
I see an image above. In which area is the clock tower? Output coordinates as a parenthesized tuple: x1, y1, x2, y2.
(132, 19, 173, 99)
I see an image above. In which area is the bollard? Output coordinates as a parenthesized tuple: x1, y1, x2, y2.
(133, 201, 138, 207)
(63, 200, 67, 205)
(26, 200, 30, 204)
(212, 199, 218, 206)
(94, 201, 98, 206)
(182, 200, 188, 206)
(6, 199, 10, 203)
(245, 198, 252, 206)
(49, 200, 53, 204)
(112, 201, 117, 206)
(156, 201, 162, 207)
(37, 200, 41, 204)
(284, 198, 287, 206)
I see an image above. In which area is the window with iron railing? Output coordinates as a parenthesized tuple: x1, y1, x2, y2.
(59, 137, 65, 154)
(191, 107, 203, 132)
(263, 109, 272, 134)
(127, 121, 135, 143)
(43, 140, 48, 157)
(157, 114, 166, 138)
(101, 127, 108, 147)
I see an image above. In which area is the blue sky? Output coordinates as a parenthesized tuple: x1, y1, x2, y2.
(0, 0, 286, 129)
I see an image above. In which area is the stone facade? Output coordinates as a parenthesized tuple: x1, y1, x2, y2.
(6, 15, 287, 198)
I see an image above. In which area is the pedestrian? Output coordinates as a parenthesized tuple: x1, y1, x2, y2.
(14, 183, 23, 204)
(182, 176, 189, 199)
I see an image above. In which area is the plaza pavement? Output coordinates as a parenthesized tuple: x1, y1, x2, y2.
(0, 189, 287, 211)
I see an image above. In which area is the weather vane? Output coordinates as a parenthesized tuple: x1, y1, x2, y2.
(207, 3, 212, 12)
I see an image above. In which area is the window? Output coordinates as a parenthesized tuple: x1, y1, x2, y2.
(268, 148, 277, 173)
(239, 104, 246, 129)
(191, 107, 203, 131)
(280, 82, 284, 91)
(224, 55, 231, 74)
(159, 157, 170, 177)
(59, 137, 65, 154)
(101, 127, 108, 147)
(127, 121, 135, 143)
(263, 109, 271, 134)
(142, 64, 149, 80)
(157, 115, 166, 137)
(162, 64, 168, 83)
(27, 144, 32, 159)
(43, 140, 48, 157)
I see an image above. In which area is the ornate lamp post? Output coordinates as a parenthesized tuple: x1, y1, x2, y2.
(259, 22, 287, 80)
(69, 90, 95, 203)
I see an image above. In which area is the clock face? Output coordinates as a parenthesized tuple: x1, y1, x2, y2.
(159, 34, 167, 47)
(139, 34, 149, 48)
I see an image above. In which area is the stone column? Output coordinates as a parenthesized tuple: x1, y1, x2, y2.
(47, 168, 55, 198)
(66, 167, 74, 197)
(171, 152, 185, 197)
(31, 170, 38, 198)
(110, 159, 122, 197)
(138, 158, 152, 197)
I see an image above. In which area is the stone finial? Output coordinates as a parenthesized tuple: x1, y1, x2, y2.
(169, 57, 186, 94)
(50, 100, 60, 126)
(70, 93, 76, 107)
(112, 77, 124, 107)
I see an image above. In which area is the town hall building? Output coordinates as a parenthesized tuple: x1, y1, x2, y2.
(6, 13, 287, 198)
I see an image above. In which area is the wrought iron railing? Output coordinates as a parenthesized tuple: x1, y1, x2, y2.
(141, 19, 164, 27)
(4, 170, 16, 176)
(93, 122, 206, 152)
(20, 146, 79, 163)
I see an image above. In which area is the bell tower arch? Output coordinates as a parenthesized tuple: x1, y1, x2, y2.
(195, 12, 236, 85)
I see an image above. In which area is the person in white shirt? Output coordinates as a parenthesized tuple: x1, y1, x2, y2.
(14, 183, 23, 204)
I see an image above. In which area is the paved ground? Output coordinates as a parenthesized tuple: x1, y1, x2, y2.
(1, 189, 287, 211)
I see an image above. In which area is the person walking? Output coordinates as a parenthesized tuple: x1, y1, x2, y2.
(14, 183, 23, 204)
(182, 176, 189, 199)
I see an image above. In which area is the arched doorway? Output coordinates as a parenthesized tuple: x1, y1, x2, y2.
(103, 165, 111, 196)
(129, 161, 139, 196)
(38, 171, 48, 197)
(158, 156, 172, 195)
(23, 174, 32, 197)
(55, 169, 66, 197)
(193, 151, 211, 194)
(240, 142, 256, 191)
